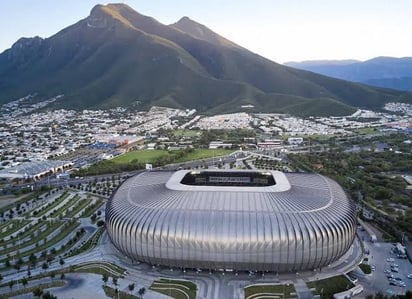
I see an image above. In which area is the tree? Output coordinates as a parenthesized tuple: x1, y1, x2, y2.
(41, 262, 49, 270)
(0, 273, 2, 283)
(102, 273, 108, 286)
(90, 214, 97, 222)
(42, 292, 58, 299)
(112, 277, 118, 287)
(29, 253, 37, 267)
(33, 287, 43, 298)
(128, 283, 135, 293)
(138, 287, 146, 298)
(14, 261, 21, 271)
(21, 277, 28, 289)
(50, 271, 55, 281)
(59, 258, 65, 267)
(60, 273, 65, 280)
(17, 257, 24, 266)
(8, 280, 15, 291)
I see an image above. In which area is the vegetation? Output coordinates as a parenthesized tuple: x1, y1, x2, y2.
(103, 286, 138, 299)
(0, 222, 63, 257)
(244, 284, 297, 299)
(114, 148, 232, 164)
(0, 191, 46, 215)
(81, 199, 105, 218)
(196, 129, 255, 145)
(3, 3, 410, 117)
(0, 220, 30, 239)
(68, 227, 104, 256)
(173, 129, 201, 137)
(64, 197, 93, 218)
(48, 194, 80, 218)
(0, 280, 64, 298)
(289, 144, 412, 239)
(150, 278, 197, 299)
(307, 275, 354, 299)
(33, 192, 70, 218)
(72, 262, 125, 278)
(74, 148, 232, 176)
(359, 263, 372, 274)
(0, 220, 80, 268)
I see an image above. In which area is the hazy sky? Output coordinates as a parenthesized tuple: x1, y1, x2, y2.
(1, 0, 411, 63)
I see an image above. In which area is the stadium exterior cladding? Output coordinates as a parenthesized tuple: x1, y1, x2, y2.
(106, 170, 357, 272)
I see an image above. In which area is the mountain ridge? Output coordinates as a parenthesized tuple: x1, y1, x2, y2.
(0, 3, 411, 116)
(285, 57, 412, 91)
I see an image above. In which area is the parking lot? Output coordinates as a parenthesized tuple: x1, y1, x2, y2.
(354, 227, 412, 297)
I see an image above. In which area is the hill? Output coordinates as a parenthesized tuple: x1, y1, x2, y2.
(285, 57, 412, 91)
(0, 3, 411, 116)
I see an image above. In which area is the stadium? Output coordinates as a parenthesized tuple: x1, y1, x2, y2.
(106, 170, 357, 272)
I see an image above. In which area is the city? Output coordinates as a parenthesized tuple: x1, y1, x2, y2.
(0, 99, 411, 298)
(0, 1, 412, 298)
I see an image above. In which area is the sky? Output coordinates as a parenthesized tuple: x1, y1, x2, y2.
(1, 0, 411, 63)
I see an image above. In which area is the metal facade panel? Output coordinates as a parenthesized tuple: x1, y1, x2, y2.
(106, 171, 356, 272)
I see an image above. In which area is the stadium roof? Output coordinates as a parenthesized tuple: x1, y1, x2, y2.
(106, 170, 357, 271)
(0, 160, 72, 179)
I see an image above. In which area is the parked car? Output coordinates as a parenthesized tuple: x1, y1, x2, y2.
(391, 267, 399, 273)
(387, 258, 395, 262)
(407, 274, 412, 279)
(389, 280, 405, 287)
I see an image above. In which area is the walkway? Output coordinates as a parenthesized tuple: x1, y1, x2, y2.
(294, 279, 313, 299)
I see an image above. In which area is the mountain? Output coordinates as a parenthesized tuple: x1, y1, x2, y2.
(286, 60, 360, 68)
(171, 16, 241, 49)
(0, 4, 411, 116)
(285, 57, 412, 91)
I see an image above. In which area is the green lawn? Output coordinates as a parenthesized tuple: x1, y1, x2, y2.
(359, 263, 372, 274)
(245, 284, 296, 299)
(103, 286, 138, 299)
(307, 275, 354, 299)
(64, 197, 93, 218)
(173, 129, 201, 137)
(0, 191, 42, 214)
(0, 220, 30, 239)
(49, 195, 80, 218)
(34, 192, 70, 217)
(150, 278, 197, 299)
(353, 127, 380, 135)
(112, 150, 168, 163)
(175, 149, 233, 162)
(68, 227, 104, 257)
(1, 281, 65, 298)
(112, 149, 233, 164)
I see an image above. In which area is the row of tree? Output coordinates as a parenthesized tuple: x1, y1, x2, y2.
(102, 273, 146, 298)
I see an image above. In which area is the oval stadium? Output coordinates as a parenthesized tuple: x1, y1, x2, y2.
(106, 170, 357, 272)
